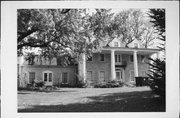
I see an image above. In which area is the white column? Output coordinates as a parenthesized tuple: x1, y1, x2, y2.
(111, 50, 116, 80)
(133, 51, 139, 77)
(78, 53, 86, 82)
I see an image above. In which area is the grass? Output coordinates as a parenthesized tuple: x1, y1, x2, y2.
(18, 86, 165, 112)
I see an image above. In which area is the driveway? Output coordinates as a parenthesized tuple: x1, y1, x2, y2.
(18, 86, 165, 112)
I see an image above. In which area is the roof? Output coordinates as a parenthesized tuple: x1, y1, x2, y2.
(101, 46, 161, 55)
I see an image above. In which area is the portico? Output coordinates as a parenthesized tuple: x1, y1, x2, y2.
(103, 47, 160, 81)
(78, 47, 160, 83)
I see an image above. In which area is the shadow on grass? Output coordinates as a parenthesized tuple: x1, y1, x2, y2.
(18, 90, 165, 112)
(18, 90, 77, 94)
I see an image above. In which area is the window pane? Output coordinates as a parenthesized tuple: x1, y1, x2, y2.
(100, 54, 104, 61)
(115, 55, 117, 62)
(130, 55, 133, 62)
(62, 72, 68, 83)
(114, 42, 119, 47)
(44, 73, 47, 81)
(118, 55, 121, 62)
(87, 56, 92, 61)
(87, 71, 92, 81)
(100, 71, 105, 82)
(49, 73, 52, 82)
(29, 72, 35, 83)
(130, 71, 135, 81)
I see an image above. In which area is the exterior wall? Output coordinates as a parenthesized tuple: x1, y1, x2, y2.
(124, 56, 149, 83)
(19, 65, 77, 87)
(18, 51, 151, 87)
(86, 53, 150, 84)
(86, 53, 111, 84)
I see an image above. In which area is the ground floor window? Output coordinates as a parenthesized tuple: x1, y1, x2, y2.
(141, 71, 147, 77)
(43, 71, 53, 83)
(130, 71, 135, 82)
(99, 71, 105, 82)
(62, 72, 68, 84)
(116, 71, 123, 81)
(87, 71, 93, 81)
(29, 72, 35, 84)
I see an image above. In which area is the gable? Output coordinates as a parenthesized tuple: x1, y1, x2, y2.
(127, 39, 142, 48)
(107, 38, 125, 47)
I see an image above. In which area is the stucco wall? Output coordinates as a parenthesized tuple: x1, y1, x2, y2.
(19, 65, 77, 87)
(86, 53, 150, 84)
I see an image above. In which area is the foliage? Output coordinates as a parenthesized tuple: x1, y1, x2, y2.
(17, 9, 115, 65)
(74, 74, 88, 88)
(148, 9, 165, 50)
(112, 9, 157, 47)
(148, 58, 165, 97)
(34, 80, 45, 88)
(94, 80, 124, 88)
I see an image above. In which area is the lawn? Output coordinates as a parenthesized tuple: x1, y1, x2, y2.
(18, 86, 165, 112)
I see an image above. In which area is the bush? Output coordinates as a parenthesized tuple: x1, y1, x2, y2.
(148, 58, 165, 97)
(34, 80, 45, 88)
(94, 80, 124, 88)
(75, 80, 87, 88)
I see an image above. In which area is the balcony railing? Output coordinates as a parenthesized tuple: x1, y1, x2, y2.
(115, 61, 127, 66)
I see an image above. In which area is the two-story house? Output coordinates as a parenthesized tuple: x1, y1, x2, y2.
(18, 38, 160, 87)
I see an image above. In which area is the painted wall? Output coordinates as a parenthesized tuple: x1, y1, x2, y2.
(86, 53, 150, 84)
(19, 65, 77, 87)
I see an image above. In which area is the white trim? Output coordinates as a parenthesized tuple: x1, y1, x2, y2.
(129, 70, 135, 82)
(99, 71, 105, 83)
(87, 71, 93, 81)
(115, 54, 122, 63)
(115, 68, 124, 81)
(28, 71, 35, 84)
(42, 70, 53, 85)
(61, 72, 69, 84)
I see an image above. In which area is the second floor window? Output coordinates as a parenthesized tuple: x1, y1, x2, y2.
(115, 54, 122, 62)
(87, 56, 92, 61)
(130, 55, 133, 62)
(100, 54, 104, 61)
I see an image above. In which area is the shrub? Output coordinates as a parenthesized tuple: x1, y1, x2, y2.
(94, 80, 124, 88)
(34, 80, 45, 88)
(148, 58, 165, 97)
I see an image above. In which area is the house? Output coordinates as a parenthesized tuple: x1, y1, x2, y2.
(17, 38, 160, 87)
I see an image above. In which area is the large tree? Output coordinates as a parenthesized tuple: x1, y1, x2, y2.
(112, 9, 147, 47)
(18, 9, 114, 64)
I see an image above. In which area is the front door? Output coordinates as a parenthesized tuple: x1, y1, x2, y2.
(43, 72, 53, 86)
(116, 71, 123, 81)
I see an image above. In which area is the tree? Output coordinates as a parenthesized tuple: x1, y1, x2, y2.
(147, 9, 165, 97)
(112, 9, 149, 47)
(18, 9, 114, 64)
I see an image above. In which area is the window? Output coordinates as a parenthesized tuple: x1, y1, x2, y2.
(99, 71, 105, 82)
(87, 71, 93, 81)
(134, 43, 138, 48)
(87, 56, 92, 61)
(43, 71, 53, 83)
(130, 55, 133, 62)
(100, 54, 105, 61)
(62, 72, 68, 84)
(29, 72, 35, 83)
(115, 54, 122, 62)
(114, 42, 119, 47)
(140, 55, 146, 63)
(130, 71, 135, 82)
(141, 71, 147, 77)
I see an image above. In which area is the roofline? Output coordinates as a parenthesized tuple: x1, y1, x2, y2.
(101, 46, 161, 53)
